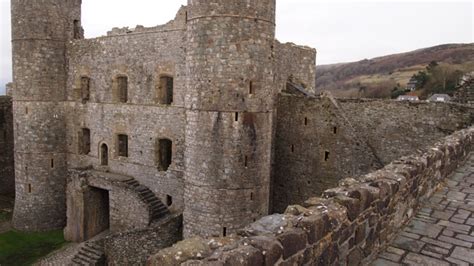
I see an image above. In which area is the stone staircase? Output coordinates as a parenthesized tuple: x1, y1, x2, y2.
(122, 178, 170, 223)
(71, 242, 106, 266)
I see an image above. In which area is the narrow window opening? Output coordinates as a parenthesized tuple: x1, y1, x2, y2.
(291, 145, 295, 153)
(304, 117, 308, 126)
(333, 127, 338, 134)
(101, 144, 109, 166)
(28, 184, 32, 193)
(235, 112, 239, 122)
(73, 20, 81, 39)
(50, 158, 54, 169)
(166, 195, 173, 206)
(325, 151, 330, 161)
(81, 77, 90, 103)
(157, 139, 173, 171)
(185, 11, 188, 23)
(118, 134, 129, 157)
(80, 128, 91, 155)
(223, 227, 227, 237)
(117, 76, 128, 103)
(158, 76, 174, 105)
(244, 155, 248, 167)
(250, 192, 254, 201)
(249, 81, 254, 95)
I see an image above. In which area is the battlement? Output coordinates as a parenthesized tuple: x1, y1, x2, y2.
(105, 6, 187, 37)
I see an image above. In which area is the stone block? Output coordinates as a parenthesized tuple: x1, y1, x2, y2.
(244, 236, 283, 266)
(276, 228, 308, 259)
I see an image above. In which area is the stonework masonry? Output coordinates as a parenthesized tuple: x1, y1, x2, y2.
(148, 126, 474, 265)
(0, 96, 14, 195)
(273, 95, 474, 212)
(7, 0, 474, 264)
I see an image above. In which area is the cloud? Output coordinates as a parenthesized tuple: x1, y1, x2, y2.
(0, 0, 472, 92)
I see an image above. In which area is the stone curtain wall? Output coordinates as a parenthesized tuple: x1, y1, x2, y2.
(272, 95, 381, 212)
(0, 96, 14, 195)
(273, 96, 474, 212)
(148, 126, 474, 265)
(104, 214, 182, 265)
(340, 99, 474, 165)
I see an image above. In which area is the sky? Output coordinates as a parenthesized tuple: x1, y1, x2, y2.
(0, 0, 472, 95)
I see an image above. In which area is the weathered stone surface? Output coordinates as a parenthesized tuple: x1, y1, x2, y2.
(147, 237, 211, 266)
(0, 97, 14, 196)
(277, 228, 308, 259)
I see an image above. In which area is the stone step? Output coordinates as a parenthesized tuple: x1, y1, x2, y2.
(79, 249, 102, 260)
(141, 193, 156, 201)
(75, 253, 94, 263)
(71, 258, 87, 266)
(150, 204, 167, 212)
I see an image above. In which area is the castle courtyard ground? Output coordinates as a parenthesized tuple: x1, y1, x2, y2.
(373, 153, 474, 265)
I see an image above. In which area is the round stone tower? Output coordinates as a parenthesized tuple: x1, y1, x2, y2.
(11, 0, 82, 231)
(184, 0, 277, 237)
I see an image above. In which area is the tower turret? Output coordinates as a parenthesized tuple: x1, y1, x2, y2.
(11, 0, 82, 230)
(184, 0, 277, 237)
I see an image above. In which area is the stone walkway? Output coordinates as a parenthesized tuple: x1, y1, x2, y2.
(373, 153, 474, 266)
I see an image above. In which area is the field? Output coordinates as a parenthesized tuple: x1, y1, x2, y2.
(0, 230, 67, 266)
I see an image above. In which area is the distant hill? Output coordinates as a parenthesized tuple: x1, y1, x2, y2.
(316, 43, 474, 98)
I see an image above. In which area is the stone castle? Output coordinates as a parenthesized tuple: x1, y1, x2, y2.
(1, 0, 473, 264)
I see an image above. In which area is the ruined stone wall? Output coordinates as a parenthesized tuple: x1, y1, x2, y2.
(0, 96, 14, 195)
(104, 214, 182, 265)
(64, 7, 187, 212)
(340, 100, 474, 165)
(274, 42, 317, 94)
(272, 95, 381, 212)
(148, 126, 474, 266)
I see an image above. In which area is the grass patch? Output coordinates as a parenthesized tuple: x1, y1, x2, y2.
(0, 230, 67, 266)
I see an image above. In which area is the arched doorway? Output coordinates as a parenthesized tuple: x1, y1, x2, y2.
(100, 144, 108, 166)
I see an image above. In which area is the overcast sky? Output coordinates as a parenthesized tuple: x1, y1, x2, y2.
(0, 0, 472, 94)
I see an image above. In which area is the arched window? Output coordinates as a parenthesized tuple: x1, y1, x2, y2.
(157, 76, 173, 105)
(100, 144, 109, 166)
(156, 138, 172, 171)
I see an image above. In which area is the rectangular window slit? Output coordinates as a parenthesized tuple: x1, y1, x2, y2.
(325, 151, 330, 161)
(223, 227, 227, 237)
(291, 145, 295, 153)
(28, 184, 32, 193)
(51, 158, 54, 169)
(333, 127, 338, 134)
(244, 156, 248, 167)
(304, 117, 308, 126)
(118, 134, 129, 157)
(235, 112, 239, 122)
(166, 195, 173, 206)
(249, 81, 254, 95)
